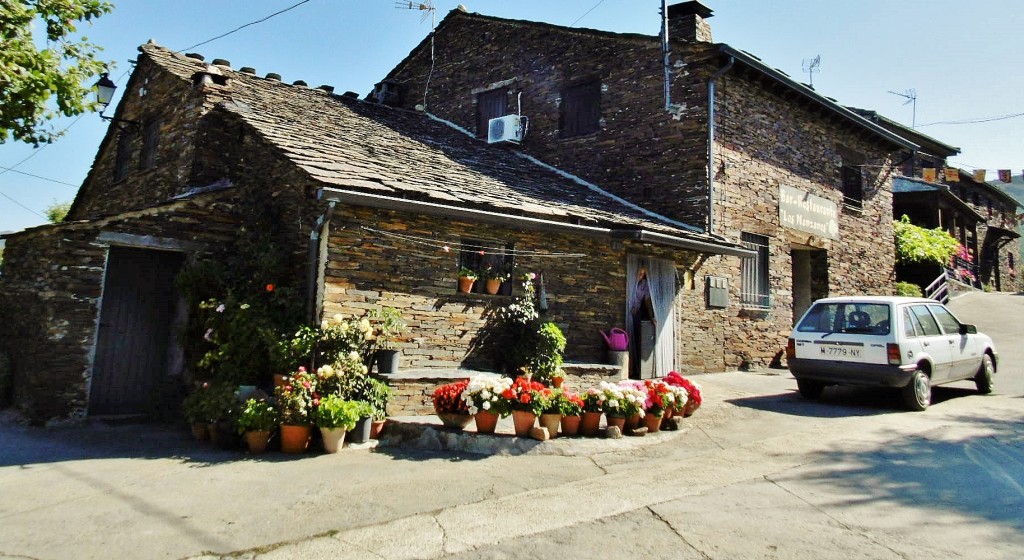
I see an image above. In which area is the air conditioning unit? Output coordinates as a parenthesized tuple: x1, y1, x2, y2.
(487, 114, 525, 144)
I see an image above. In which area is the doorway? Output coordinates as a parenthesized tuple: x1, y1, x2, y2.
(89, 246, 185, 415)
(791, 247, 828, 325)
(626, 255, 677, 379)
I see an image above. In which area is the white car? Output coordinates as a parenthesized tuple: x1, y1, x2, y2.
(787, 296, 998, 411)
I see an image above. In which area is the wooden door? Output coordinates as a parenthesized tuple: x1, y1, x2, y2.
(89, 247, 184, 415)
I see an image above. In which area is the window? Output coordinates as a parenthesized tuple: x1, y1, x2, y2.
(909, 305, 941, 336)
(560, 80, 600, 138)
(139, 119, 160, 170)
(838, 146, 864, 210)
(740, 232, 770, 308)
(927, 304, 961, 335)
(902, 307, 922, 338)
(458, 238, 514, 295)
(113, 132, 134, 182)
(476, 88, 508, 139)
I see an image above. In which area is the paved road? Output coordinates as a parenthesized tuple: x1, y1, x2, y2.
(0, 292, 1021, 560)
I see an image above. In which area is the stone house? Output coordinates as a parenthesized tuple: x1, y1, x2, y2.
(0, 42, 748, 422)
(376, 1, 916, 370)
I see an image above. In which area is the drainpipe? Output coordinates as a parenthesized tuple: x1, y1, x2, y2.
(661, 0, 671, 110)
(307, 201, 337, 322)
(707, 55, 734, 234)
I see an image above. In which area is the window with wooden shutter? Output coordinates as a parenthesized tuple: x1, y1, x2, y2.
(476, 88, 508, 138)
(139, 119, 160, 171)
(113, 132, 134, 182)
(560, 80, 600, 138)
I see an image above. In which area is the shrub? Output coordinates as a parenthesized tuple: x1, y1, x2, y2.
(893, 215, 959, 266)
(894, 281, 923, 297)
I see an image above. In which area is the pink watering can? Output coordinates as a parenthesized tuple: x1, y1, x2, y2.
(600, 328, 629, 351)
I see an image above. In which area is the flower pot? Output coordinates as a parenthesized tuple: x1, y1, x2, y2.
(606, 414, 626, 431)
(349, 416, 373, 444)
(320, 426, 348, 453)
(458, 276, 475, 293)
(370, 419, 386, 439)
(437, 412, 473, 430)
(512, 410, 536, 437)
(683, 399, 701, 418)
(644, 412, 663, 433)
(484, 278, 501, 294)
(624, 413, 642, 433)
(214, 421, 240, 449)
(245, 430, 271, 454)
(191, 422, 209, 441)
(206, 422, 221, 445)
(280, 424, 311, 454)
(475, 410, 499, 434)
(551, 377, 564, 389)
(376, 349, 400, 374)
(539, 413, 561, 438)
(561, 415, 581, 437)
(580, 411, 602, 437)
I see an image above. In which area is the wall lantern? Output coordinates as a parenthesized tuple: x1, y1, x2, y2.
(93, 72, 139, 131)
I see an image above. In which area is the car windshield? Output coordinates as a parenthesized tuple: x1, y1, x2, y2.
(796, 302, 891, 335)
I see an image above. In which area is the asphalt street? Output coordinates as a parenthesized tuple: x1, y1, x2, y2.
(0, 291, 1021, 560)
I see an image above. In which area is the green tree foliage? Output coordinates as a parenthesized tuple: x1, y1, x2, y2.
(1, 0, 114, 145)
(893, 215, 959, 266)
(44, 199, 71, 223)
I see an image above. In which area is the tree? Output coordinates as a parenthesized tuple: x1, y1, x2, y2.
(44, 199, 71, 223)
(0, 1, 114, 145)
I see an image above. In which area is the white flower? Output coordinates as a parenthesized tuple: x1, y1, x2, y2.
(608, 399, 619, 409)
(317, 364, 334, 376)
(203, 328, 213, 341)
(360, 365, 368, 374)
(359, 318, 372, 333)
(215, 304, 226, 313)
(481, 390, 491, 400)
(332, 313, 344, 324)
(348, 351, 360, 362)
(339, 322, 349, 334)
(482, 401, 491, 410)
(626, 394, 637, 403)
(320, 320, 330, 330)
(468, 406, 478, 415)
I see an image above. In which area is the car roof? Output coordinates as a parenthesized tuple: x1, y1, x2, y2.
(810, 296, 938, 305)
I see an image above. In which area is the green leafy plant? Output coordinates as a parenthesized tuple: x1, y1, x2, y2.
(369, 306, 407, 351)
(182, 382, 237, 424)
(457, 266, 478, 280)
(894, 281, 923, 297)
(236, 399, 278, 435)
(893, 215, 959, 266)
(274, 368, 317, 426)
(314, 395, 361, 430)
(556, 390, 584, 416)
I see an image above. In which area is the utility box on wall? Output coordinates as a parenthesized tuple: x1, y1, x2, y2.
(706, 276, 729, 309)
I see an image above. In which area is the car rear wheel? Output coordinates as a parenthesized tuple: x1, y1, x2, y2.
(974, 354, 994, 394)
(902, 369, 930, 411)
(797, 379, 825, 399)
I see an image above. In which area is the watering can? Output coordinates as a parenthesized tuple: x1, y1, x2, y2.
(600, 328, 629, 351)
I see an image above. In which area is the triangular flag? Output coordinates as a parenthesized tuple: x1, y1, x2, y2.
(922, 168, 937, 182)
(998, 169, 1012, 182)
(973, 169, 986, 182)
(944, 168, 959, 182)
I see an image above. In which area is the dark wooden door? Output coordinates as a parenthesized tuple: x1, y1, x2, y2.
(89, 247, 184, 415)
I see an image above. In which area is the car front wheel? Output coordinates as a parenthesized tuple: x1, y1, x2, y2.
(975, 354, 995, 394)
(797, 379, 825, 399)
(902, 368, 930, 411)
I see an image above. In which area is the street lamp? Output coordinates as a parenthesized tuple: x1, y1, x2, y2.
(93, 72, 138, 130)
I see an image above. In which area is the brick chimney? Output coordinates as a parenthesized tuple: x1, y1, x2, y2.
(667, 1, 713, 43)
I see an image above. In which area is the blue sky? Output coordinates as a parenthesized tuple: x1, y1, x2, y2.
(2, 0, 1022, 233)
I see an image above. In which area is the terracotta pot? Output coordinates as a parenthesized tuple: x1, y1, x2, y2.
(683, 399, 701, 418)
(512, 410, 537, 437)
(280, 424, 311, 454)
(273, 374, 288, 389)
(245, 430, 271, 454)
(551, 377, 564, 389)
(539, 413, 561, 438)
(644, 412, 663, 433)
(475, 410, 499, 434)
(561, 415, 581, 437)
(437, 412, 473, 429)
(624, 413, 642, 432)
(206, 422, 221, 446)
(458, 276, 475, 293)
(664, 407, 674, 420)
(485, 278, 502, 294)
(606, 414, 626, 431)
(191, 422, 209, 441)
(370, 419, 387, 439)
(319, 426, 348, 453)
(580, 411, 602, 437)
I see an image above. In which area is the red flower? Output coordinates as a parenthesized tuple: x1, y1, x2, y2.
(502, 389, 515, 400)
(520, 394, 531, 404)
(266, 283, 275, 292)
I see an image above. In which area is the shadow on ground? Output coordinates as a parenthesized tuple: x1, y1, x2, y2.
(725, 384, 982, 418)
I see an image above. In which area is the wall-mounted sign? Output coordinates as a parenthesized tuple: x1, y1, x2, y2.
(779, 185, 839, 240)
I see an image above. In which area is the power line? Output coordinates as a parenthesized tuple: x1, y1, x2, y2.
(0, 190, 47, 220)
(178, 0, 313, 52)
(0, 166, 79, 187)
(917, 111, 1024, 127)
(570, 0, 608, 26)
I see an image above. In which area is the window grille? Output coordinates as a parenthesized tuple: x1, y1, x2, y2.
(740, 232, 770, 308)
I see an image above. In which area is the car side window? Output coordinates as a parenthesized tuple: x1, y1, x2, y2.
(902, 307, 922, 338)
(928, 304, 962, 335)
(909, 305, 942, 336)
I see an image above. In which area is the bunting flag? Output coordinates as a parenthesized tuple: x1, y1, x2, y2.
(922, 168, 937, 182)
(973, 169, 987, 182)
(944, 168, 959, 182)
(998, 169, 1012, 182)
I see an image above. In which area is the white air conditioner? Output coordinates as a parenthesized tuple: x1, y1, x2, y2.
(487, 114, 524, 144)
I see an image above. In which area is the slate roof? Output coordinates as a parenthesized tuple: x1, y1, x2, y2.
(140, 43, 749, 256)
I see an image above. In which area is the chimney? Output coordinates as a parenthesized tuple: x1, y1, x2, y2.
(667, 1, 713, 43)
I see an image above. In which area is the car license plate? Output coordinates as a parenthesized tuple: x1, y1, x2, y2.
(816, 343, 862, 361)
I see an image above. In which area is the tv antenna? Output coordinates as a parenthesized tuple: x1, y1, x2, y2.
(888, 88, 917, 128)
(395, 1, 435, 24)
(801, 55, 820, 88)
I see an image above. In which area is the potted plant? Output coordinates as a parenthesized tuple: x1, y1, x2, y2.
(580, 388, 605, 437)
(432, 379, 472, 429)
(314, 395, 360, 453)
(549, 368, 565, 389)
(481, 263, 509, 295)
(617, 380, 647, 432)
(363, 377, 394, 438)
(536, 387, 561, 438)
(457, 266, 478, 293)
(274, 367, 317, 453)
(370, 306, 407, 374)
(665, 371, 702, 417)
(182, 383, 213, 440)
(236, 398, 278, 453)
(461, 373, 513, 433)
(501, 376, 547, 437)
(641, 380, 676, 433)
(204, 383, 240, 448)
(556, 390, 584, 436)
(347, 401, 376, 444)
